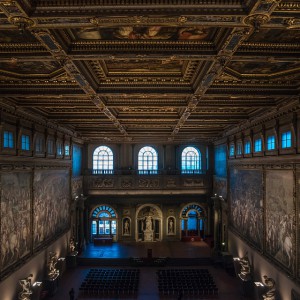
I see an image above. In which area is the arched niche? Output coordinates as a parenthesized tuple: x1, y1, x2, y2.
(179, 203, 206, 241)
(89, 204, 118, 241)
(135, 204, 163, 242)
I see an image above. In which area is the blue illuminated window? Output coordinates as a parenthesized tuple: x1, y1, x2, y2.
(92, 221, 97, 235)
(93, 146, 113, 174)
(3, 131, 14, 148)
(57, 142, 63, 155)
(254, 138, 262, 152)
(65, 145, 70, 156)
(244, 141, 251, 154)
(21, 134, 30, 150)
(237, 143, 242, 155)
(281, 131, 292, 148)
(138, 146, 158, 174)
(229, 144, 235, 157)
(181, 146, 201, 174)
(267, 135, 276, 150)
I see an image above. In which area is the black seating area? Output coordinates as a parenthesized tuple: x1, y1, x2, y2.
(79, 268, 139, 297)
(157, 268, 218, 298)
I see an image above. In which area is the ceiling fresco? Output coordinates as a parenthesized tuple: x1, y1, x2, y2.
(75, 26, 211, 41)
(104, 59, 184, 75)
(0, 0, 299, 143)
(0, 61, 62, 76)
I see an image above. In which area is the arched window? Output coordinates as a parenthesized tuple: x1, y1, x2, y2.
(138, 146, 158, 174)
(181, 146, 201, 174)
(93, 146, 113, 174)
(91, 205, 117, 238)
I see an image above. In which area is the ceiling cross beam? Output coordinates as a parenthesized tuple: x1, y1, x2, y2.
(1, 0, 128, 137)
(171, 0, 283, 138)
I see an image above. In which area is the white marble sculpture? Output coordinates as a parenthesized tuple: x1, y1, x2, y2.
(262, 275, 276, 300)
(18, 274, 33, 300)
(47, 252, 59, 279)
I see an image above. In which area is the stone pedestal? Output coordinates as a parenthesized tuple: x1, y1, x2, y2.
(66, 253, 78, 268)
(143, 229, 153, 241)
(44, 275, 59, 297)
(238, 275, 254, 297)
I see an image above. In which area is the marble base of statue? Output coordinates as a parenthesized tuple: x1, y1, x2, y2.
(66, 251, 78, 268)
(44, 273, 59, 297)
(143, 229, 154, 242)
(238, 273, 253, 297)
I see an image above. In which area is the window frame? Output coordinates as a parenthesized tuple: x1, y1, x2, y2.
(93, 145, 114, 174)
(181, 146, 201, 174)
(138, 146, 158, 175)
(3, 130, 14, 149)
(244, 140, 251, 155)
(21, 134, 30, 151)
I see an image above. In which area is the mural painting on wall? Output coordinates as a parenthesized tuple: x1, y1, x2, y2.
(33, 170, 70, 248)
(213, 176, 227, 199)
(0, 172, 31, 271)
(230, 169, 263, 249)
(266, 170, 295, 273)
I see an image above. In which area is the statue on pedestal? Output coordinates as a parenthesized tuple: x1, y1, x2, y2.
(124, 219, 130, 235)
(143, 215, 154, 241)
(47, 252, 59, 280)
(18, 274, 33, 300)
(238, 252, 251, 281)
(69, 237, 78, 255)
(262, 275, 276, 300)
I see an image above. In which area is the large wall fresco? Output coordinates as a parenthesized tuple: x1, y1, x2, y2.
(33, 170, 70, 248)
(265, 170, 295, 272)
(230, 169, 263, 249)
(0, 172, 31, 271)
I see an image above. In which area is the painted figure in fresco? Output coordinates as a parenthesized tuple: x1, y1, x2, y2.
(168, 218, 174, 234)
(18, 274, 33, 300)
(178, 27, 208, 40)
(124, 219, 130, 234)
(262, 275, 276, 300)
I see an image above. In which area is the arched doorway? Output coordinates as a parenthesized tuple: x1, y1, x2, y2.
(180, 203, 206, 242)
(136, 204, 162, 242)
(90, 205, 117, 242)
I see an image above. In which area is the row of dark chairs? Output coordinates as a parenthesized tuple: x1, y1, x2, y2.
(79, 268, 139, 297)
(157, 268, 218, 298)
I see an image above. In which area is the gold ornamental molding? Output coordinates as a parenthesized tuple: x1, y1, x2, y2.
(243, 14, 271, 31)
(8, 16, 36, 31)
(90, 16, 188, 26)
(285, 18, 300, 29)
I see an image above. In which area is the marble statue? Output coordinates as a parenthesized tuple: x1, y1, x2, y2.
(262, 275, 276, 300)
(238, 252, 251, 281)
(47, 252, 59, 279)
(69, 237, 78, 255)
(18, 274, 33, 300)
(145, 215, 152, 231)
(168, 218, 174, 234)
(143, 215, 154, 241)
(124, 219, 130, 234)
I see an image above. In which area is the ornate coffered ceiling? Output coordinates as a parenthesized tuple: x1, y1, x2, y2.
(0, 0, 299, 143)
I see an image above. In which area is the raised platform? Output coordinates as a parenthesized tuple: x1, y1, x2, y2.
(78, 241, 213, 267)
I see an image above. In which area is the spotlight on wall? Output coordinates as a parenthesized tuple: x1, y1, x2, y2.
(58, 257, 65, 261)
(233, 257, 240, 261)
(33, 281, 42, 287)
(254, 282, 264, 287)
